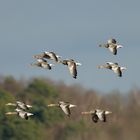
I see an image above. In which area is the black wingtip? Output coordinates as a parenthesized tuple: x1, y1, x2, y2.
(73, 76, 77, 79)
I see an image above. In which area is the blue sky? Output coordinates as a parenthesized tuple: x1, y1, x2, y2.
(0, 0, 140, 93)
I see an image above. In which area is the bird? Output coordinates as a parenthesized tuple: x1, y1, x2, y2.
(5, 108, 34, 120)
(47, 101, 77, 117)
(33, 51, 62, 63)
(81, 109, 112, 123)
(99, 38, 123, 55)
(97, 62, 127, 77)
(60, 59, 82, 79)
(30, 58, 55, 70)
(6, 101, 32, 110)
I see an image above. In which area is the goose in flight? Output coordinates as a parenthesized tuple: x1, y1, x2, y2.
(61, 59, 82, 79)
(30, 58, 54, 70)
(81, 109, 112, 123)
(5, 108, 34, 120)
(33, 51, 62, 63)
(6, 101, 32, 110)
(97, 62, 126, 77)
(47, 101, 77, 117)
(99, 38, 123, 55)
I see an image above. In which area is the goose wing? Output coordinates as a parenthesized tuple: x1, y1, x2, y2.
(48, 52, 58, 62)
(18, 111, 26, 119)
(108, 38, 117, 44)
(68, 62, 77, 79)
(16, 101, 27, 110)
(41, 62, 51, 69)
(59, 104, 71, 116)
(115, 68, 122, 77)
(96, 110, 104, 121)
(112, 66, 122, 77)
(24, 113, 29, 120)
(108, 45, 117, 55)
(97, 113, 106, 122)
(106, 62, 118, 66)
(92, 113, 99, 123)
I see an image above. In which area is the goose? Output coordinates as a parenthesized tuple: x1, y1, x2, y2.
(33, 51, 62, 63)
(5, 108, 33, 120)
(81, 109, 112, 123)
(30, 58, 54, 70)
(47, 101, 77, 117)
(61, 59, 82, 79)
(6, 101, 32, 110)
(97, 62, 126, 77)
(99, 38, 123, 55)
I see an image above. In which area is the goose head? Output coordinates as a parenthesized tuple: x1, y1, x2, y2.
(5, 112, 17, 115)
(6, 103, 16, 106)
(47, 103, 59, 107)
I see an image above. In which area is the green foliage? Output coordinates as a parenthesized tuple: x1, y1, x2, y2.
(0, 76, 140, 140)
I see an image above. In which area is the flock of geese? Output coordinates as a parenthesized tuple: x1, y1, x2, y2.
(5, 38, 126, 123)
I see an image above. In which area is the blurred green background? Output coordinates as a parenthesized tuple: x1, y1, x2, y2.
(0, 76, 140, 140)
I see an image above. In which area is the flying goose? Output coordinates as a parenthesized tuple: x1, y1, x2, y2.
(5, 108, 34, 120)
(99, 38, 123, 55)
(61, 59, 82, 79)
(81, 109, 112, 123)
(30, 58, 54, 70)
(6, 101, 32, 110)
(97, 62, 126, 77)
(47, 101, 77, 117)
(33, 51, 62, 63)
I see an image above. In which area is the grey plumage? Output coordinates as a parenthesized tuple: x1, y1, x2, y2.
(99, 38, 123, 55)
(97, 62, 126, 77)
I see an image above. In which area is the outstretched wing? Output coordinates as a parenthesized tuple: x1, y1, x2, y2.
(92, 114, 98, 123)
(60, 104, 71, 117)
(109, 46, 117, 55)
(68, 63, 77, 79)
(116, 68, 122, 77)
(48, 52, 58, 62)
